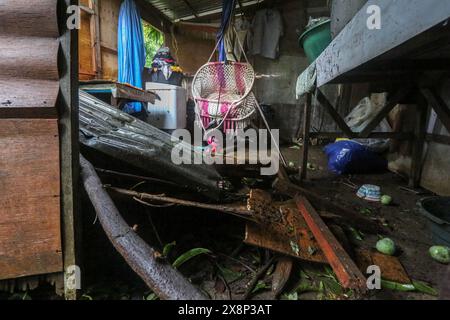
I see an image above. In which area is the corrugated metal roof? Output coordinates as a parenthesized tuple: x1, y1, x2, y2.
(144, 0, 264, 21)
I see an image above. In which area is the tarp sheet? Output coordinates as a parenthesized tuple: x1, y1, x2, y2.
(118, 0, 146, 113)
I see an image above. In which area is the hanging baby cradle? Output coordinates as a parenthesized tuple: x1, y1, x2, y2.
(192, 0, 257, 134)
(192, 0, 287, 166)
(192, 37, 257, 133)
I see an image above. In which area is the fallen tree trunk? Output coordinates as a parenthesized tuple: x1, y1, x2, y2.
(80, 155, 208, 300)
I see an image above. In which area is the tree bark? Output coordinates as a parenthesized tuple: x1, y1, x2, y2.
(80, 154, 208, 300)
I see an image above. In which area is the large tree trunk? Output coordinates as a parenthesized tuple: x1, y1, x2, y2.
(80, 155, 208, 300)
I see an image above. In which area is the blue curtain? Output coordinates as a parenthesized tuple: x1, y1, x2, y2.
(118, 0, 146, 113)
(217, 0, 237, 62)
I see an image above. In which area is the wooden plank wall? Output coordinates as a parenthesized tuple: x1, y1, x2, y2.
(79, 0, 96, 80)
(0, 0, 63, 280)
(99, 0, 121, 80)
(79, 0, 121, 81)
(0, 0, 60, 118)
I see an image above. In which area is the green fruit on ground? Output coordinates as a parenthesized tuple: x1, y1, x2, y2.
(376, 238, 396, 256)
(429, 246, 450, 264)
(381, 195, 392, 205)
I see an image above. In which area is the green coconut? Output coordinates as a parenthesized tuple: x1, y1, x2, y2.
(429, 246, 450, 264)
(376, 238, 396, 256)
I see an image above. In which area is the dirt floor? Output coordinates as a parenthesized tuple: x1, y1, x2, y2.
(282, 145, 447, 300)
(1, 145, 448, 300)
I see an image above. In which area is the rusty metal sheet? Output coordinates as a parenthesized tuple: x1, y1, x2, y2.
(355, 249, 411, 284)
(79, 91, 224, 200)
(245, 201, 328, 264)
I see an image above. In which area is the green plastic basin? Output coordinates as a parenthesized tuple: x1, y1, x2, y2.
(299, 20, 332, 63)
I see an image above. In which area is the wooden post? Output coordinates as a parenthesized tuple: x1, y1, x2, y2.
(60, 0, 81, 300)
(92, 0, 102, 78)
(409, 94, 428, 187)
(300, 92, 312, 180)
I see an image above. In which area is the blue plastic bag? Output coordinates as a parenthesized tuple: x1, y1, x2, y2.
(324, 140, 387, 175)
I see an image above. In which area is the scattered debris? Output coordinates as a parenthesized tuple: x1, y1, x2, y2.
(290, 241, 300, 256)
(307, 162, 316, 171)
(173, 248, 212, 269)
(79, 91, 224, 200)
(348, 227, 364, 242)
(271, 257, 294, 299)
(359, 207, 373, 216)
(242, 256, 275, 300)
(295, 196, 367, 292)
(274, 178, 386, 234)
(381, 279, 438, 296)
(357, 184, 381, 202)
(399, 186, 431, 195)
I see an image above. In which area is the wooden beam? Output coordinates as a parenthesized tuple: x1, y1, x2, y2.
(359, 87, 412, 138)
(426, 133, 450, 145)
(316, 89, 355, 138)
(421, 88, 450, 134)
(409, 98, 428, 188)
(181, 0, 199, 19)
(295, 196, 367, 292)
(310, 132, 413, 140)
(300, 93, 312, 180)
(91, 0, 102, 78)
(135, 0, 172, 32)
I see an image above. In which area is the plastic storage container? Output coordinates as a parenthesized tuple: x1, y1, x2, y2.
(145, 82, 187, 130)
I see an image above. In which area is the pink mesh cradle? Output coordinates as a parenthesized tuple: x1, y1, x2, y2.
(192, 61, 257, 133)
